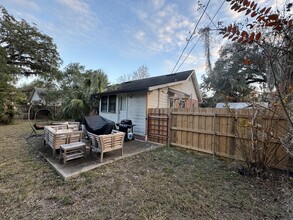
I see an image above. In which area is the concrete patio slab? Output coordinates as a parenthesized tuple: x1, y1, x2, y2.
(28, 137, 162, 180)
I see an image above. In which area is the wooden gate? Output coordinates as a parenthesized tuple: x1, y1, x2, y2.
(147, 109, 169, 145)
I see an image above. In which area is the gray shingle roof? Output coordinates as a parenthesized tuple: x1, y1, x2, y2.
(94, 70, 194, 97)
(34, 87, 47, 98)
(29, 87, 47, 102)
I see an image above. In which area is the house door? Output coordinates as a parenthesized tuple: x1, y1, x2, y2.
(118, 95, 127, 122)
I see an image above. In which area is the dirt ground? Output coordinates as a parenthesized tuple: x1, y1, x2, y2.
(0, 120, 292, 219)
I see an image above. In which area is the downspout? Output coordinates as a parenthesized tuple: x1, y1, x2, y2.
(145, 91, 148, 141)
(190, 93, 192, 109)
(126, 94, 128, 119)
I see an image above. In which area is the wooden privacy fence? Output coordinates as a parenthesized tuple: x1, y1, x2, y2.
(147, 108, 292, 171)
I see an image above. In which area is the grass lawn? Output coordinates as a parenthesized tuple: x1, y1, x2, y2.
(0, 120, 292, 219)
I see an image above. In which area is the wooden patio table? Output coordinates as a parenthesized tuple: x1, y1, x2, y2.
(59, 142, 86, 164)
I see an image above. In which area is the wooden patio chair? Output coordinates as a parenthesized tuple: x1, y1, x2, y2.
(44, 126, 83, 157)
(87, 131, 125, 162)
(67, 122, 80, 131)
(67, 130, 83, 143)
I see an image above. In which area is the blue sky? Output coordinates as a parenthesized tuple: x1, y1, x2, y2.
(0, 0, 286, 85)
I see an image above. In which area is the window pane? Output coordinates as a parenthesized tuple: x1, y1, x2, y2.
(108, 95, 116, 113)
(119, 96, 126, 110)
(101, 96, 107, 112)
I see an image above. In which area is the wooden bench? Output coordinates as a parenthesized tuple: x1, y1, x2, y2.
(44, 126, 83, 157)
(87, 131, 125, 162)
(59, 142, 86, 164)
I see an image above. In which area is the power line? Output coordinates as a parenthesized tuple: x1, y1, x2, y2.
(174, 0, 226, 73)
(202, 11, 218, 29)
(171, 0, 211, 74)
(174, 36, 203, 73)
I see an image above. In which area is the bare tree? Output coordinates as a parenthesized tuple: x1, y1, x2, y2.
(117, 65, 150, 83)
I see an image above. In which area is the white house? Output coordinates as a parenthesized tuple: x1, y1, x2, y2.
(93, 70, 202, 139)
(28, 87, 62, 107)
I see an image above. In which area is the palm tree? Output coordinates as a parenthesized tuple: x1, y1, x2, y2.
(60, 68, 109, 121)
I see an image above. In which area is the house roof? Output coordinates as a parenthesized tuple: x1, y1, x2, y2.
(93, 70, 195, 97)
(216, 102, 269, 109)
(34, 87, 47, 98)
(216, 102, 250, 109)
(29, 87, 47, 102)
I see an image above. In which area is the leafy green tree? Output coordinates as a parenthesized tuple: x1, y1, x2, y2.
(20, 78, 58, 101)
(0, 6, 62, 79)
(83, 69, 109, 114)
(199, 92, 218, 107)
(0, 6, 62, 123)
(0, 48, 26, 123)
(60, 64, 109, 120)
(202, 42, 266, 102)
(60, 63, 85, 93)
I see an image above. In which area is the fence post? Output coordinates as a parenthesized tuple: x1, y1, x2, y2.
(167, 109, 171, 147)
(212, 112, 216, 160)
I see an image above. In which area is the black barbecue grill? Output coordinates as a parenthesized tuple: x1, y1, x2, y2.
(116, 119, 135, 141)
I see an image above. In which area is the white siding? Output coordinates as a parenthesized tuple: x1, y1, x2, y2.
(118, 110, 127, 122)
(127, 93, 146, 136)
(147, 90, 158, 108)
(171, 78, 197, 100)
(99, 93, 147, 136)
(99, 112, 117, 122)
(147, 88, 169, 108)
(147, 78, 198, 109)
(158, 88, 169, 108)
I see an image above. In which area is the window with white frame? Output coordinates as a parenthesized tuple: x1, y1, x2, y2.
(101, 96, 108, 112)
(101, 95, 116, 113)
(109, 95, 116, 113)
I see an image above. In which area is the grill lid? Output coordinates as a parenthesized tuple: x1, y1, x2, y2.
(120, 119, 132, 125)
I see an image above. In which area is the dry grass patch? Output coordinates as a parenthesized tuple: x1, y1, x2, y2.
(0, 120, 292, 219)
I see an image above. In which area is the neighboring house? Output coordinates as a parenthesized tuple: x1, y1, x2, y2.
(93, 70, 202, 138)
(216, 102, 269, 109)
(28, 87, 62, 107)
(29, 87, 47, 104)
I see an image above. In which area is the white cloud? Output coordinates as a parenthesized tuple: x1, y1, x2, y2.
(151, 0, 165, 10)
(57, 0, 90, 14)
(137, 11, 148, 20)
(55, 0, 99, 34)
(163, 54, 206, 83)
(162, 59, 177, 73)
(135, 31, 145, 41)
(210, 38, 224, 59)
(9, 0, 40, 11)
(132, 2, 194, 55)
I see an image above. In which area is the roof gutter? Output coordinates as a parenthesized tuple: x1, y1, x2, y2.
(92, 88, 148, 99)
